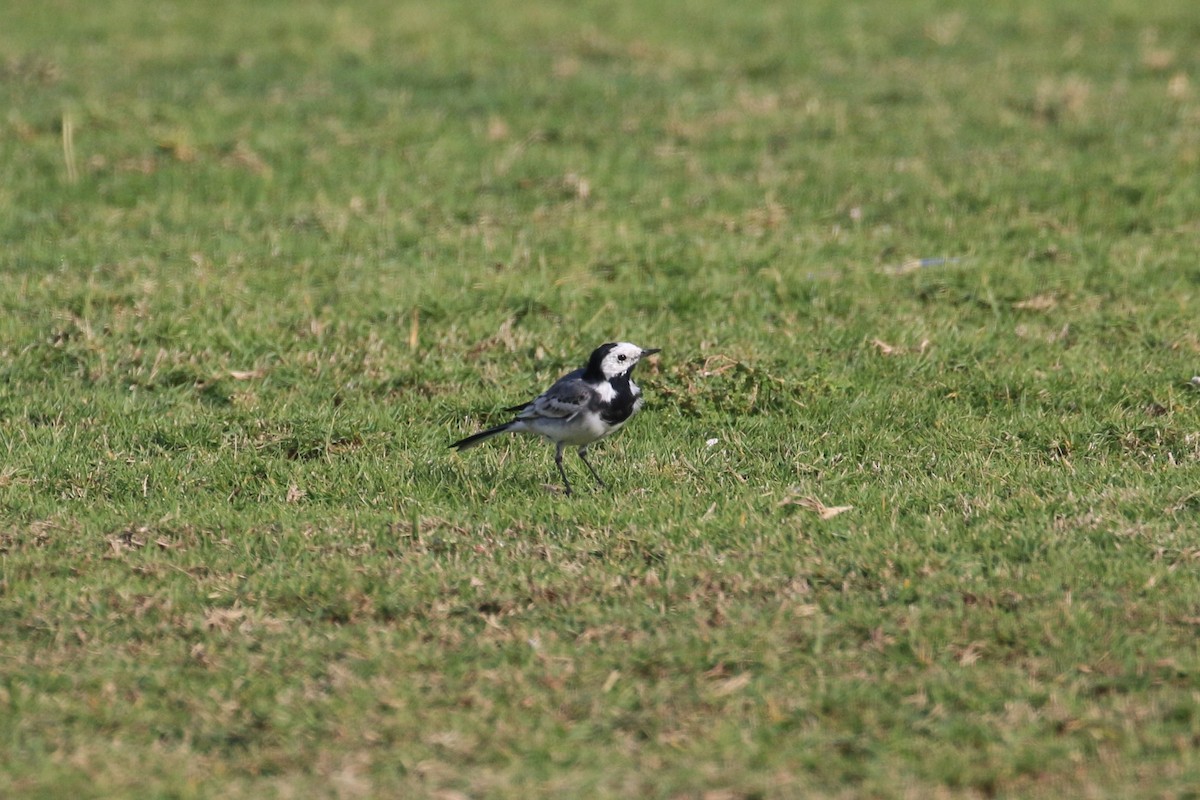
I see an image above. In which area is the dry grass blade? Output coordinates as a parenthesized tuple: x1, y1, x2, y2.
(778, 493, 854, 519)
(61, 110, 78, 184)
(1013, 294, 1059, 311)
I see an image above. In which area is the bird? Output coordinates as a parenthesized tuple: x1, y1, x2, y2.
(450, 342, 661, 495)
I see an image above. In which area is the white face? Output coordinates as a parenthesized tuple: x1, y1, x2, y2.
(598, 342, 650, 379)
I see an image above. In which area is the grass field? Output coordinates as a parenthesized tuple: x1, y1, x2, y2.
(3, 0, 1200, 796)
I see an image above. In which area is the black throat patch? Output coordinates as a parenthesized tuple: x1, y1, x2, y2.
(597, 376, 639, 425)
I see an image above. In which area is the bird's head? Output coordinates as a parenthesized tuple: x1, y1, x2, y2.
(587, 342, 661, 380)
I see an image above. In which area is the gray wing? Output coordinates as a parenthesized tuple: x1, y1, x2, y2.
(516, 373, 596, 421)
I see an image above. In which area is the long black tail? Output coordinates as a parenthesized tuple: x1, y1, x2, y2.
(450, 421, 516, 451)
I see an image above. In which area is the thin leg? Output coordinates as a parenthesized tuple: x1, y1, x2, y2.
(577, 446, 606, 489)
(554, 441, 573, 495)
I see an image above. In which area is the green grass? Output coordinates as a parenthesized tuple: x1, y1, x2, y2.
(3, 0, 1200, 796)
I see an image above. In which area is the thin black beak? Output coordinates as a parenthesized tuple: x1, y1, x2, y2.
(641, 348, 662, 357)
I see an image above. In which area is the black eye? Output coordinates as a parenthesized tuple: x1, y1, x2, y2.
(618, 354, 627, 362)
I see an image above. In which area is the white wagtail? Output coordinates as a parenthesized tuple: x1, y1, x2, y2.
(450, 342, 661, 495)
